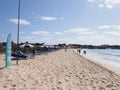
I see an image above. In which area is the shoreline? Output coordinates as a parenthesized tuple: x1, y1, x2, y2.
(74, 49, 120, 76)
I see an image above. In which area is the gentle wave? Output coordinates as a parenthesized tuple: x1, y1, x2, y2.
(98, 52, 120, 57)
(85, 49, 120, 64)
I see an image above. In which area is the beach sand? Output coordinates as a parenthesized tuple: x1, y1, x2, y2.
(0, 49, 120, 90)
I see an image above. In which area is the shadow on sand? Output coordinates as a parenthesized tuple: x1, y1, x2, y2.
(0, 66, 5, 70)
(12, 57, 27, 61)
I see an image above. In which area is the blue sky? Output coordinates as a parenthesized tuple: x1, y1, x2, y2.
(1, 0, 120, 45)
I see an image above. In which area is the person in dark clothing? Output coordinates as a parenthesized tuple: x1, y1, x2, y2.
(83, 50, 86, 55)
(78, 49, 81, 54)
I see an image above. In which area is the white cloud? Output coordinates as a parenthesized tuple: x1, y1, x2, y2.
(9, 19, 30, 25)
(116, 25, 120, 29)
(65, 28, 96, 35)
(75, 34, 106, 45)
(98, 25, 120, 30)
(103, 31, 120, 36)
(106, 4, 113, 8)
(31, 31, 50, 36)
(88, 0, 96, 2)
(40, 16, 64, 21)
(98, 4, 104, 8)
(65, 28, 89, 32)
(41, 16, 57, 21)
(21, 33, 120, 45)
(88, 0, 120, 8)
(54, 32, 63, 35)
(19, 26, 120, 45)
(98, 25, 111, 29)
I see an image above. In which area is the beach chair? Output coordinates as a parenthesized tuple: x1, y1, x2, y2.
(11, 51, 29, 58)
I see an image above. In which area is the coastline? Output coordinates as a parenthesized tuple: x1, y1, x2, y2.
(0, 49, 120, 90)
(74, 49, 120, 76)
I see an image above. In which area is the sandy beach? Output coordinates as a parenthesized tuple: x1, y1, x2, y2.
(0, 49, 120, 90)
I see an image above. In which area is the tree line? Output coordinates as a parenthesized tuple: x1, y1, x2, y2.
(0, 42, 120, 54)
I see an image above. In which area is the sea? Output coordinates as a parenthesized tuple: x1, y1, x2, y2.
(81, 49, 120, 75)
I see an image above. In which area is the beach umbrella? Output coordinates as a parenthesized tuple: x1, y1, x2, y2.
(20, 44, 34, 48)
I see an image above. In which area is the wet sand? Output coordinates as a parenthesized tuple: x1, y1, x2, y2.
(0, 49, 120, 90)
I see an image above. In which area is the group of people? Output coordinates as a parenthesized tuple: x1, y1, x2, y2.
(77, 48, 86, 55)
(64, 48, 86, 55)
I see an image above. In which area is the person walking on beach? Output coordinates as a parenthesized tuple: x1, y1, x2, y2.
(83, 50, 86, 55)
(77, 49, 81, 54)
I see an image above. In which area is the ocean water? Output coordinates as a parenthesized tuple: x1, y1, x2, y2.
(84, 49, 120, 68)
